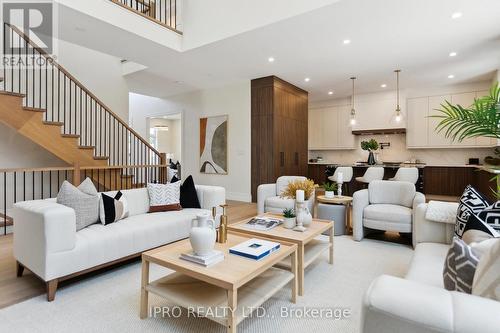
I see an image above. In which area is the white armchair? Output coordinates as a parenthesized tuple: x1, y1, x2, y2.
(257, 176, 314, 215)
(361, 201, 500, 333)
(352, 180, 425, 246)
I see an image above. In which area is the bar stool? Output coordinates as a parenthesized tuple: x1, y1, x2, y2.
(389, 167, 419, 184)
(355, 167, 384, 187)
(328, 166, 353, 196)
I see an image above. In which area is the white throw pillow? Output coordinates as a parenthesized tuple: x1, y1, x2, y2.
(56, 178, 99, 231)
(472, 239, 500, 301)
(147, 182, 181, 212)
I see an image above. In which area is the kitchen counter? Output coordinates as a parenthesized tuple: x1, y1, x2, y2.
(308, 162, 486, 169)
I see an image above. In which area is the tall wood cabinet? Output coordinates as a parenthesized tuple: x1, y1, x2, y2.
(251, 76, 308, 202)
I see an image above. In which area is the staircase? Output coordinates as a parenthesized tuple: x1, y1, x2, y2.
(0, 23, 163, 190)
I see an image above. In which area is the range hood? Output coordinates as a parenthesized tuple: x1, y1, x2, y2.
(352, 128, 406, 135)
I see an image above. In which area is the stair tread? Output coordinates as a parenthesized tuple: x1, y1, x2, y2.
(61, 134, 80, 138)
(22, 106, 46, 113)
(0, 90, 25, 97)
(43, 121, 64, 126)
(78, 146, 94, 150)
(93, 156, 109, 160)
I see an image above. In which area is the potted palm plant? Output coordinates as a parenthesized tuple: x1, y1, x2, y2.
(323, 181, 338, 199)
(361, 139, 379, 165)
(432, 82, 500, 198)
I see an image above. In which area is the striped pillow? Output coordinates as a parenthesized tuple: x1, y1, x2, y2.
(99, 191, 129, 225)
(147, 182, 181, 212)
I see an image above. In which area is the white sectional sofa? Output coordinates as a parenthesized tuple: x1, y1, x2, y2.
(12, 185, 225, 301)
(361, 202, 500, 333)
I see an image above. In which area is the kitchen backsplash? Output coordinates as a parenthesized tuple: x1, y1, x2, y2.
(309, 134, 497, 166)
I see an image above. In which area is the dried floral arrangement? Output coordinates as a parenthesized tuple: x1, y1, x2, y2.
(280, 179, 315, 200)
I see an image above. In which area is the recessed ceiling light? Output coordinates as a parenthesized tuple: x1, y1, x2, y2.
(304, 78, 310, 82)
(448, 74, 455, 79)
(268, 57, 275, 63)
(381, 84, 387, 88)
(343, 39, 351, 45)
(328, 91, 334, 95)
(451, 12, 462, 19)
(449, 52, 457, 57)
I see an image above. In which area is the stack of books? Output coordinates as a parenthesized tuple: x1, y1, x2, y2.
(229, 238, 281, 260)
(180, 250, 224, 267)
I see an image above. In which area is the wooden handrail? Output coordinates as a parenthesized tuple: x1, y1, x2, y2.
(5, 23, 162, 160)
(0, 164, 168, 173)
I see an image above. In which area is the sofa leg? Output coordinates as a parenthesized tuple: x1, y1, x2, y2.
(46, 279, 58, 302)
(16, 261, 24, 277)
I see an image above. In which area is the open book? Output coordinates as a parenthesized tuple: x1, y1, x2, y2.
(244, 216, 283, 231)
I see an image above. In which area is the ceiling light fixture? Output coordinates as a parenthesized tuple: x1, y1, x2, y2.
(451, 12, 463, 19)
(268, 57, 275, 63)
(304, 77, 310, 82)
(350, 77, 357, 126)
(328, 91, 334, 95)
(154, 125, 169, 131)
(381, 84, 387, 88)
(391, 69, 404, 124)
(448, 74, 455, 79)
(343, 39, 351, 45)
(449, 52, 457, 57)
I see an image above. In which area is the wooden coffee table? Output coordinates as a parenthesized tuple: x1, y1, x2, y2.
(140, 233, 298, 333)
(227, 215, 333, 296)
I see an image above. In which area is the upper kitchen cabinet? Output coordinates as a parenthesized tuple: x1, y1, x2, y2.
(351, 93, 405, 131)
(308, 105, 355, 150)
(407, 90, 497, 148)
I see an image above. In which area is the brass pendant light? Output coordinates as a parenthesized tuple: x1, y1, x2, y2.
(350, 76, 357, 126)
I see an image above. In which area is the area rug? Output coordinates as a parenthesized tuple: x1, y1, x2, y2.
(0, 236, 413, 333)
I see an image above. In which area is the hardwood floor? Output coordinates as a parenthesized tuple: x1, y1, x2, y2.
(0, 200, 257, 309)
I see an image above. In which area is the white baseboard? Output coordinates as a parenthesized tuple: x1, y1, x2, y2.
(226, 192, 252, 202)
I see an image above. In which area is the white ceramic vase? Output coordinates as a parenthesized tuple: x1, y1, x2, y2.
(295, 201, 312, 227)
(190, 213, 216, 256)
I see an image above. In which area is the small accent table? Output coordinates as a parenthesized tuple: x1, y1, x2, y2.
(317, 195, 353, 234)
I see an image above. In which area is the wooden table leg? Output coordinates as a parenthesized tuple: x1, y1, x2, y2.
(298, 244, 305, 296)
(290, 249, 298, 303)
(345, 203, 352, 234)
(329, 225, 334, 265)
(140, 258, 150, 319)
(227, 289, 238, 333)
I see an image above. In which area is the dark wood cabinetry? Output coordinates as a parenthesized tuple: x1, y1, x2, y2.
(251, 76, 308, 202)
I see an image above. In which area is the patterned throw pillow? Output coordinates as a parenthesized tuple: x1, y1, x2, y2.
(456, 185, 491, 237)
(478, 201, 500, 233)
(99, 191, 129, 225)
(57, 178, 99, 231)
(472, 239, 500, 301)
(443, 238, 481, 293)
(147, 182, 181, 213)
(461, 212, 500, 245)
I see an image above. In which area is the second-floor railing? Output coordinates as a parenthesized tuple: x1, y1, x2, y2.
(110, 0, 181, 32)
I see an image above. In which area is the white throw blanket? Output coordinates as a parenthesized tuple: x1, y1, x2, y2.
(425, 200, 459, 224)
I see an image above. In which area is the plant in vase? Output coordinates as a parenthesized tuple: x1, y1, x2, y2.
(282, 208, 296, 229)
(432, 82, 500, 199)
(323, 181, 338, 199)
(280, 179, 315, 230)
(361, 139, 379, 165)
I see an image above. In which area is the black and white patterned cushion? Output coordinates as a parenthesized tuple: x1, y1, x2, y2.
(99, 191, 129, 225)
(147, 182, 181, 212)
(456, 185, 491, 237)
(443, 237, 480, 293)
(461, 212, 500, 244)
(478, 201, 500, 233)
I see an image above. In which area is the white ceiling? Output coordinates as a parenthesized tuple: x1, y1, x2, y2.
(60, 0, 500, 101)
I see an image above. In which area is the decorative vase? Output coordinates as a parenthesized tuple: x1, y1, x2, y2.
(295, 201, 312, 227)
(283, 217, 296, 229)
(190, 212, 216, 256)
(367, 151, 376, 165)
(325, 191, 334, 199)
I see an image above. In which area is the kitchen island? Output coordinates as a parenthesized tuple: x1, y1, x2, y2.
(308, 162, 497, 201)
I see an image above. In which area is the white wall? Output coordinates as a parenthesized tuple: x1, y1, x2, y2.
(149, 118, 182, 160)
(130, 81, 251, 202)
(0, 38, 130, 169)
(309, 81, 497, 165)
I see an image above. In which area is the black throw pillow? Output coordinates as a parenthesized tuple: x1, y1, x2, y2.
(171, 175, 201, 209)
(456, 185, 491, 237)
